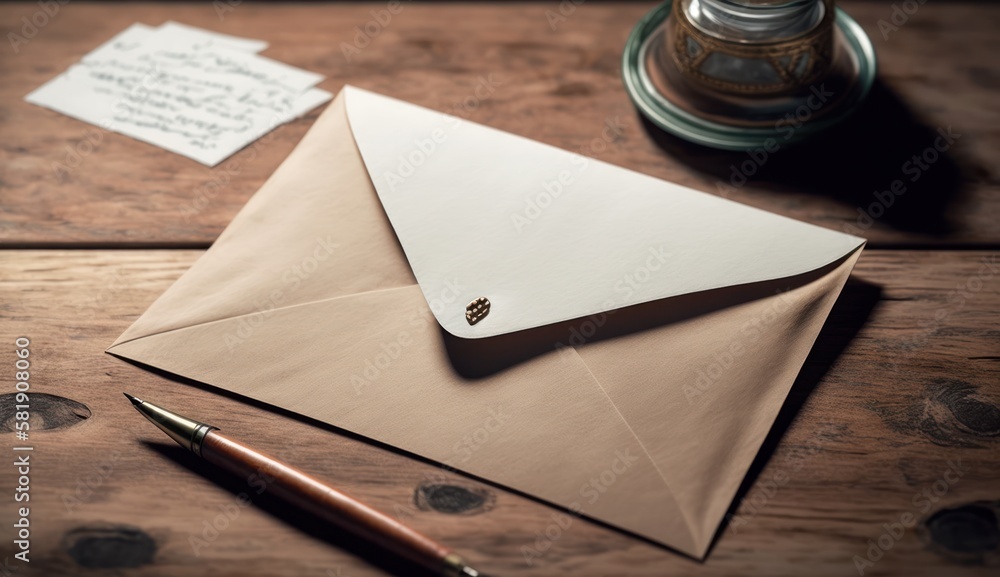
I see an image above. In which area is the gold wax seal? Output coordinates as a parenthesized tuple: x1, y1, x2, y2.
(465, 297, 490, 326)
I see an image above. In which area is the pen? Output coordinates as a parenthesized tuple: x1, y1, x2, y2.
(124, 393, 488, 577)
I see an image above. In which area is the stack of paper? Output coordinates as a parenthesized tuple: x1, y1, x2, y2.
(26, 22, 332, 166)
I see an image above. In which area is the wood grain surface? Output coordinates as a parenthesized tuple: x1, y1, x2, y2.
(0, 1, 998, 247)
(200, 431, 456, 573)
(2, 1, 998, 576)
(0, 249, 997, 576)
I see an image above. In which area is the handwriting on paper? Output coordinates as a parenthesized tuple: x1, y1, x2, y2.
(26, 22, 331, 166)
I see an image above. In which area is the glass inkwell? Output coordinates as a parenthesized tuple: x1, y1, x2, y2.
(623, 0, 876, 149)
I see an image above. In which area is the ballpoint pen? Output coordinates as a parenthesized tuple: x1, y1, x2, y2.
(124, 393, 489, 577)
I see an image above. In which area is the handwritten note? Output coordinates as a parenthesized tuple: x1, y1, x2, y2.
(26, 22, 332, 166)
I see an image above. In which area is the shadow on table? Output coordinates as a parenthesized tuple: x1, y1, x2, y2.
(703, 275, 883, 557)
(146, 441, 443, 577)
(118, 268, 884, 564)
(639, 79, 973, 240)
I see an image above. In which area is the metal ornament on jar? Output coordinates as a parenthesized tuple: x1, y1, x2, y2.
(622, 0, 877, 150)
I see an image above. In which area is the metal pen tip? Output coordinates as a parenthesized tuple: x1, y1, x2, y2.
(123, 392, 143, 406)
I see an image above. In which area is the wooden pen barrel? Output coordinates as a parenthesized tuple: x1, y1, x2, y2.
(200, 431, 456, 574)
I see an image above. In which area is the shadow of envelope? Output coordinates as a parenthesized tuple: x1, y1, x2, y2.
(108, 87, 865, 558)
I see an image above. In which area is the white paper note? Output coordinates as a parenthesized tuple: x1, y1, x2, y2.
(157, 21, 269, 53)
(25, 22, 331, 166)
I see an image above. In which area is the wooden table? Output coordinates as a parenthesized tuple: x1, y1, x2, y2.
(1, 2, 997, 576)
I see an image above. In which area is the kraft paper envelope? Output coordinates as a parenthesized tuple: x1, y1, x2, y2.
(109, 86, 865, 558)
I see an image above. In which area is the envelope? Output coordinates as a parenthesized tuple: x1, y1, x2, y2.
(108, 86, 865, 558)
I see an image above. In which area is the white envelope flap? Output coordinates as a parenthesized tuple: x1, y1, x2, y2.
(344, 86, 864, 339)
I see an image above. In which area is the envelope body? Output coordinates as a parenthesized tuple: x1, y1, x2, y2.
(110, 86, 864, 558)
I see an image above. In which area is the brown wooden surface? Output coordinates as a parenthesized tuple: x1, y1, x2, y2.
(1, 1, 999, 248)
(200, 431, 454, 572)
(0, 249, 997, 576)
(2, 1, 999, 576)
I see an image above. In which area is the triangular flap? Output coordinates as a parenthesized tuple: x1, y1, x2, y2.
(343, 86, 864, 340)
(576, 247, 863, 556)
(109, 93, 415, 349)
